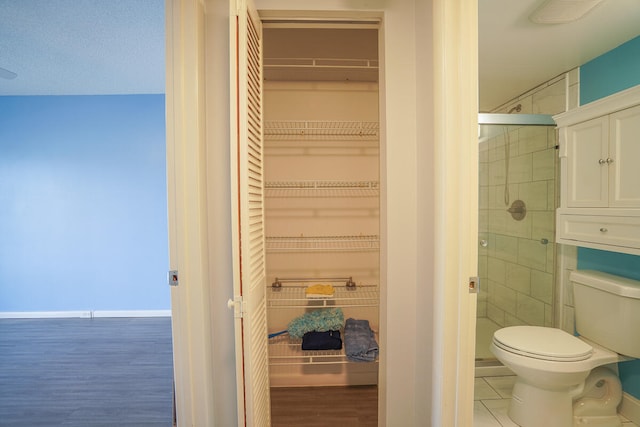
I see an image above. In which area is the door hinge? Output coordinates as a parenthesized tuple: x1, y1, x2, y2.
(168, 270, 179, 287)
(227, 297, 244, 318)
(469, 276, 480, 294)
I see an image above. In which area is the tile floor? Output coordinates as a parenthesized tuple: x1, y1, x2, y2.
(474, 375, 638, 427)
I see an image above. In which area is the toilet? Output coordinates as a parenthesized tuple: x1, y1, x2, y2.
(490, 270, 640, 427)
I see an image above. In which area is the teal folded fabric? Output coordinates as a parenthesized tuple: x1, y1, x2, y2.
(287, 308, 344, 339)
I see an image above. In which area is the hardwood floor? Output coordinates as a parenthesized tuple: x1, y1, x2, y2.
(0, 317, 173, 427)
(0, 317, 379, 426)
(270, 385, 378, 427)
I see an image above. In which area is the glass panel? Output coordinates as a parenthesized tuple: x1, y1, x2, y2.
(476, 118, 557, 364)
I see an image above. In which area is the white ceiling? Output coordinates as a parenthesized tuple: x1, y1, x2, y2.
(1, 0, 639, 111)
(479, 0, 640, 111)
(0, 0, 165, 96)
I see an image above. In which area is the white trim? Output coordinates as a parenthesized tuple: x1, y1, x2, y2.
(93, 310, 171, 318)
(166, 1, 217, 426)
(620, 392, 640, 425)
(0, 311, 92, 319)
(554, 84, 640, 127)
(431, 0, 479, 425)
(0, 310, 171, 319)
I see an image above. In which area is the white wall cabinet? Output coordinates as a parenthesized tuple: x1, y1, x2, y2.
(564, 116, 609, 208)
(565, 104, 640, 208)
(608, 105, 640, 207)
(555, 86, 640, 255)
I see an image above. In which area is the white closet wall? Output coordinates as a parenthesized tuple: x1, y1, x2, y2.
(264, 79, 380, 386)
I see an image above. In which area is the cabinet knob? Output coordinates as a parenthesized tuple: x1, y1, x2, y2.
(606, 157, 614, 164)
(599, 228, 608, 233)
(598, 158, 606, 165)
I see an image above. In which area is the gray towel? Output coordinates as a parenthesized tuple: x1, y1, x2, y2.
(344, 318, 378, 362)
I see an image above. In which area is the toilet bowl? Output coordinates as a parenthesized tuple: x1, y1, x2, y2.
(490, 270, 640, 427)
(491, 326, 620, 427)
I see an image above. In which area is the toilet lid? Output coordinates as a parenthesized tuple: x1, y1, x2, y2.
(493, 326, 593, 362)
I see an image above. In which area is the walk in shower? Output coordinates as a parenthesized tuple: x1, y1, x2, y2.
(476, 113, 557, 365)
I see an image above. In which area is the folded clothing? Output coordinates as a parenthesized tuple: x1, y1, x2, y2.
(305, 284, 335, 298)
(344, 318, 378, 362)
(287, 308, 344, 339)
(302, 330, 342, 350)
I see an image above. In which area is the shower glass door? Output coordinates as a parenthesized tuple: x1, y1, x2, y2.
(476, 114, 557, 364)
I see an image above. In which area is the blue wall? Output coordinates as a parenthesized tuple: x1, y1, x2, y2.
(579, 35, 640, 399)
(580, 36, 640, 105)
(0, 95, 169, 312)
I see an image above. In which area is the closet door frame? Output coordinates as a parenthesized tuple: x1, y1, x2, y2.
(165, 0, 213, 425)
(166, 1, 478, 425)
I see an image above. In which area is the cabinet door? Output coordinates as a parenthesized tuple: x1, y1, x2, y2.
(609, 104, 640, 208)
(566, 117, 609, 207)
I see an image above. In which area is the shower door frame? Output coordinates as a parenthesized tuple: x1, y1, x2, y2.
(476, 113, 557, 366)
(479, 113, 556, 126)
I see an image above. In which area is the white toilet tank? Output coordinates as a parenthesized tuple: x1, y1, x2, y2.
(571, 270, 640, 358)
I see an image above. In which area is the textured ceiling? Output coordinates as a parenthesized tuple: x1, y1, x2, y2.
(0, 0, 164, 96)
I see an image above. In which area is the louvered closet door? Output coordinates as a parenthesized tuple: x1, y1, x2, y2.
(230, 0, 270, 426)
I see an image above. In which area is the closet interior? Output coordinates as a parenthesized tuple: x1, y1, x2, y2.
(262, 26, 380, 388)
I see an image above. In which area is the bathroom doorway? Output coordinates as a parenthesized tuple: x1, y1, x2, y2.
(476, 113, 557, 366)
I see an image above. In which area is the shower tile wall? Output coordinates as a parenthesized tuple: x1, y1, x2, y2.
(478, 126, 558, 328)
(479, 69, 573, 329)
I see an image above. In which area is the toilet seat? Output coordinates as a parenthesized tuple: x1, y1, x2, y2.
(493, 326, 593, 362)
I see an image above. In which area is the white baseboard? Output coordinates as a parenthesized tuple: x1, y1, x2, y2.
(0, 310, 171, 319)
(0, 311, 92, 319)
(93, 310, 171, 318)
(620, 392, 640, 425)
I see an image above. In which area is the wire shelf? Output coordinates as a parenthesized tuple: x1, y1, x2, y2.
(265, 180, 379, 198)
(264, 120, 379, 140)
(265, 235, 379, 252)
(267, 285, 379, 308)
(268, 333, 379, 365)
(264, 57, 379, 70)
(268, 335, 346, 364)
